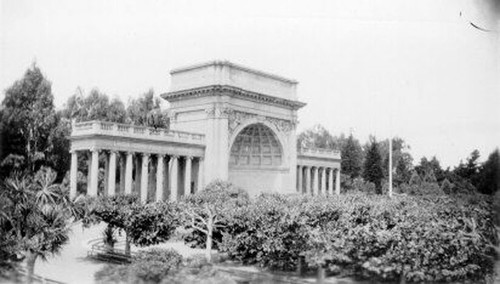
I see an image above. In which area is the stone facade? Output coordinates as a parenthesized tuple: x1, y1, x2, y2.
(69, 61, 341, 201)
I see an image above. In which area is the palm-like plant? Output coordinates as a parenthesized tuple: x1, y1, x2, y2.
(1, 167, 73, 284)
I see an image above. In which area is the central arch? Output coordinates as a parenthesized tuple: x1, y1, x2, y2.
(229, 123, 283, 168)
(228, 122, 289, 195)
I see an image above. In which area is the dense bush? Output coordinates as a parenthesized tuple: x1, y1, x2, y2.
(219, 192, 498, 282)
(95, 249, 182, 284)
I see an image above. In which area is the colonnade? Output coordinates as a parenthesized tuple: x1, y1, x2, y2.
(69, 148, 204, 202)
(296, 165, 340, 195)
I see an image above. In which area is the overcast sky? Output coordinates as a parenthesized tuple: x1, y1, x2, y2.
(1, 0, 499, 167)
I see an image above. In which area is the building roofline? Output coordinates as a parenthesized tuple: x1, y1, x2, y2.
(161, 85, 306, 110)
(170, 60, 299, 85)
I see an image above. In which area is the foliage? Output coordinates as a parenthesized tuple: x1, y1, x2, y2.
(95, 251, 235, 284)
(379, 137, 413, 185)
(415, 156, 445, 183)
(363, 138, 384, 193)
(341, 134, 364, 178)
(127, 89, 169, 128)
(476, 148, 500, 195)
(94, 264, 129, 284)
(181, 180, 249, 262)
(0, 167, 73, 283)
(62, 88, 127, 123)
(132, 249, 182, 283)
(220, 192, 498, 282)
(494, 191, 500, 226)
(78, 195, 181, 254)
(0, 63, 58, 176)
(297, 124, 342, 150)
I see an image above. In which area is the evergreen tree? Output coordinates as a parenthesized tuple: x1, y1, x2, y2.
(341, 134, 363, 178)
(477, 149, 500, 195)
(363, 138, 384, 193)
(0, 63, 58, 175)
(415, 156, 444, 182)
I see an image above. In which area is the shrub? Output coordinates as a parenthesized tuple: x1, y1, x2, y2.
(494, 191, 500, 226)
(220, 192, 498, 282)
(94, 264, 129, 284)
(133, 248, 182, 269)
(95, 249, 183, 284)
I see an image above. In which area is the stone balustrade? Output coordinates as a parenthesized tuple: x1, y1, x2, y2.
(297, 147, 341, 159)
(72, 120, 205, 144)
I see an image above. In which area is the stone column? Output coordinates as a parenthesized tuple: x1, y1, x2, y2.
(107, 151, 117, 196)
(86, 152, 92, 194)
(328, 168, 334, 195)
(169, 155, 179, 201)
(119, 154, 126, 194)
(320, 168, 326, 195)
(305, 166, 311, 195)
(89, 148, 99, 196)
(335, 168, 341, 195)
(104, 152, 109, 194)
(297, 166, 303, 193)
(184, 156, 192, 196)
(125, 152, 133, 194)
(140, 153, 150, 203)
(312, 167, 319, 196)
(70, 150, 78, 199)
(197, 157, 204, 192)
(156, 154, 165, 202)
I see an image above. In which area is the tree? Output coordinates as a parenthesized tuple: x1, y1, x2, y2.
(0, 167, 73, 283)
(454, 150, 482, 188)
(127, 89, 169, 128)
(297, 124, 340, 150)
(182, 180, 249, 262)
(62, 88, 127, 123)
(363, 138, 384, 193)
(0, 63, 58, 175)
(476, 149, 500, 195)
(79, 195, 180, 256)
(341, 134, 363, 178)
(46, 114, 71, 182)
(379, 137, 413, 185)
(415, 156, 445, 182)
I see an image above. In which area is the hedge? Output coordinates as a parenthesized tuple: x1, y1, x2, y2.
(219, 192, 498, 282)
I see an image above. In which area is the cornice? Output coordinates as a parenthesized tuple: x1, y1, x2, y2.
(161, 85, 307, 110)
(170, 60, 298, 84)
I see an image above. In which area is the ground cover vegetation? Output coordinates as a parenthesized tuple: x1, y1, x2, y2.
(1, 64, 499, 283)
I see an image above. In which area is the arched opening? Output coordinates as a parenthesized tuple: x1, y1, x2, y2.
(229, 123, 283, 168)
(228, 123, 287, 195)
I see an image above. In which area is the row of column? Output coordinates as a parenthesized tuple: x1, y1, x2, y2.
(297, 165, 340, 195)
(69, 148, 204, 203)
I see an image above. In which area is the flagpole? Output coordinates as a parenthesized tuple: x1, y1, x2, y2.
(388, 137, 393, 198)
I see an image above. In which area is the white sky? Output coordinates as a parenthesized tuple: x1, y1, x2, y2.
(1, 0, 499, 167)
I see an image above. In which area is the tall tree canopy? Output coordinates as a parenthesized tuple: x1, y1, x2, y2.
(62, 88, 127, 123)
(415, 156, 445, 183)
(341, 134, 364, 178)
(476, 149, 500, 195)
(127, 89, 169, 128)
(297, 124, 341, 150)
(363, 137, 384, 193)
(379, 137, 413, 185)
(0, 64, 58, 175)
